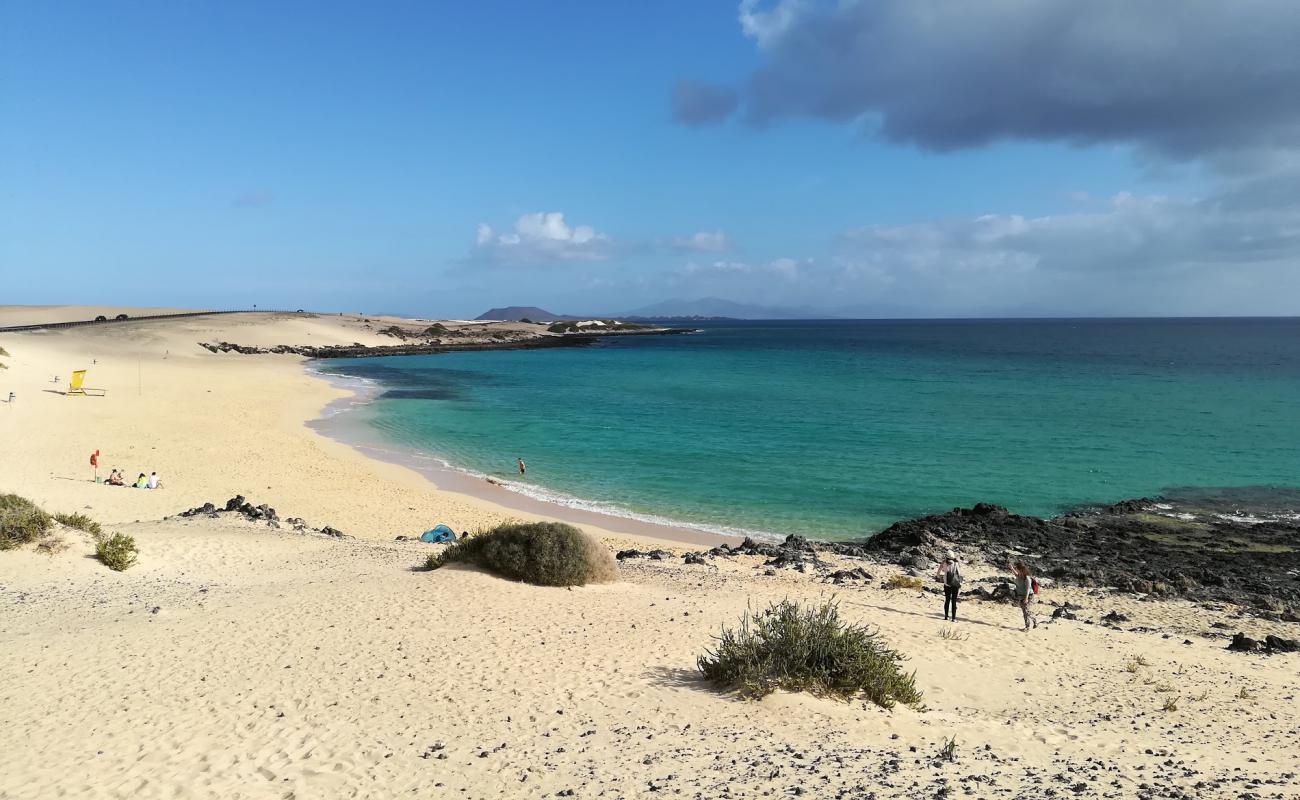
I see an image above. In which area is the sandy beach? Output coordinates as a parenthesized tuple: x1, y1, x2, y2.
(3, 308, 1299, 800)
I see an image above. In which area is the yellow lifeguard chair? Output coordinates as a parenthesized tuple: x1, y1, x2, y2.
(67, 370, 107, 397)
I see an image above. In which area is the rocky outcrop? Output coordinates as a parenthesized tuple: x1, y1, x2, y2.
(1227, 632, 1300, 654)
(855, 501, 1300, 617)
(172, 495, 346, 538)
(197, 336, 602, 359)
(197, 326, 691, 360)
(615, 549, 671, 561)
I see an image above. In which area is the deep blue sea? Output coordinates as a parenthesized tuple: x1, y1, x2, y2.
(317, 319, 1300, 539)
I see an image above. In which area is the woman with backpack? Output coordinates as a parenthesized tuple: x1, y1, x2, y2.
(1013, 561, 1038, 631)
(934, 550, 963, 621)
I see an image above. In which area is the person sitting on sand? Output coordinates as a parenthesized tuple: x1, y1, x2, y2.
(134, 473, 149, 489)
(934, 550, 962, 621)
(107, 469, 124, 486)
(1013, 561, 1037, 631)
(147, 471, 162, 490)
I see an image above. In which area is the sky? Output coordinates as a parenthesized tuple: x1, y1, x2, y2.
(3, 0, 1300, 318)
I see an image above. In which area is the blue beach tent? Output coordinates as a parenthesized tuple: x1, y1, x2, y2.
(420, 524, 457, 543)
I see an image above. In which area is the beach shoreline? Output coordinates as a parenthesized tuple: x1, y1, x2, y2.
(3, 306, 1300, 799)
(303, 365, 737, 548)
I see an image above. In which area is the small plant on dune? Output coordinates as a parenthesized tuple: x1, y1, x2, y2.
(937, 735, 958, 762)
(94, 532, 138, 571)
(938, 626, 968, 641)
(54, 512, 102, 536)
(1133, 654, 1151, 667)
(696, 598, 924, 710)
(1190, 690, 1209, 702)
(885, 574, 925, 591)
(1161, 696, 1180, 712)
(1237, 686, 1254, 701)
(1123, 659, 1142, 674)
(1154, 682, 1175, 693)
(36, 533, 70, 556)
(426, 521, 617, 587)
(0, 494, 53, 550)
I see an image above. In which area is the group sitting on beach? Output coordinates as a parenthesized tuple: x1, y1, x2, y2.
(106, 469, 162, 489)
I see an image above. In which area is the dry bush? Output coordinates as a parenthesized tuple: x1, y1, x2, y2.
(36, 533, 70, 556)
(885, 574, 925, 591)
(0, 494, 52, 550)
(427, 521, 616, 586)
(697, 598, 924, 710)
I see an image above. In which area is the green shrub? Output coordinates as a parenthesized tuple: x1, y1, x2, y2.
(0, 494, 52, 550)
(54, 512, 102, 536)
(938, 735, 958, 762)
(697, 598, 924, 710)
(95, 533, 138, 571)
(426, 521, 617, 586)
(886, 574, 925, 590)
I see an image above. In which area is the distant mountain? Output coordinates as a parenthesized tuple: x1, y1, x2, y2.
(617, 297, 824, 320)
(474, 306, 576, 322)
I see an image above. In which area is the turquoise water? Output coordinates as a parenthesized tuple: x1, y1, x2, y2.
(318, 319, 1300, 538)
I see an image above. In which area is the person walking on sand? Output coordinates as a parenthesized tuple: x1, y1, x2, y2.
(517, 457, 526, 476)
(934, 550, 963, 621)
(1013, 561, 1037, 631)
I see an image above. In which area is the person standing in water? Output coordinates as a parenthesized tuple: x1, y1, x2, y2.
(1013, 561, 1037, 631)
(933, 550, 962, 621)
(517, 457, 526, 476)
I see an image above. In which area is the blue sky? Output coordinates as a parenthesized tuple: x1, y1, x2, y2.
(3, 1, 1298, 317)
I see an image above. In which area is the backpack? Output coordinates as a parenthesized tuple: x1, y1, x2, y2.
(1031, 577, 1040, 595)
(945, 563, 963, 588)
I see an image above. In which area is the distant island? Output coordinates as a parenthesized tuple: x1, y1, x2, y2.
(474, 306, 573, 322)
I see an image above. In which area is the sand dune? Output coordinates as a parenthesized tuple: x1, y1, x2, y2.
(2, 309, 1298, 799)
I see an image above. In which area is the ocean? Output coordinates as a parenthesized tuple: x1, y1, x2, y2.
(315, 318, 1300, 539)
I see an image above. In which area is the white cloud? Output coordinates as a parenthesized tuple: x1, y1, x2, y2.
(675, 257, 813, 283)
(670, 230, 733, 252)
(472, 212, 614, 264)
(739, 0, 804, 48)
(828, 177, 1300, 314)
(646, 174, 1300, 316)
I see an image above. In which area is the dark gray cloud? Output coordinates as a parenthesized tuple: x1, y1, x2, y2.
(671, 79, 739, 126)
(688, 0, 1300, 160)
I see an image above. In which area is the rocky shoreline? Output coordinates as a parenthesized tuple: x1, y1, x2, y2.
(197, 325, 693, 359)
(857, 499, 1299, 619)
(617, 497, 1300, 624)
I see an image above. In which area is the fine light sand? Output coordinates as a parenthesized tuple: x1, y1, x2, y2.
(2, 308, 1298, 799)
